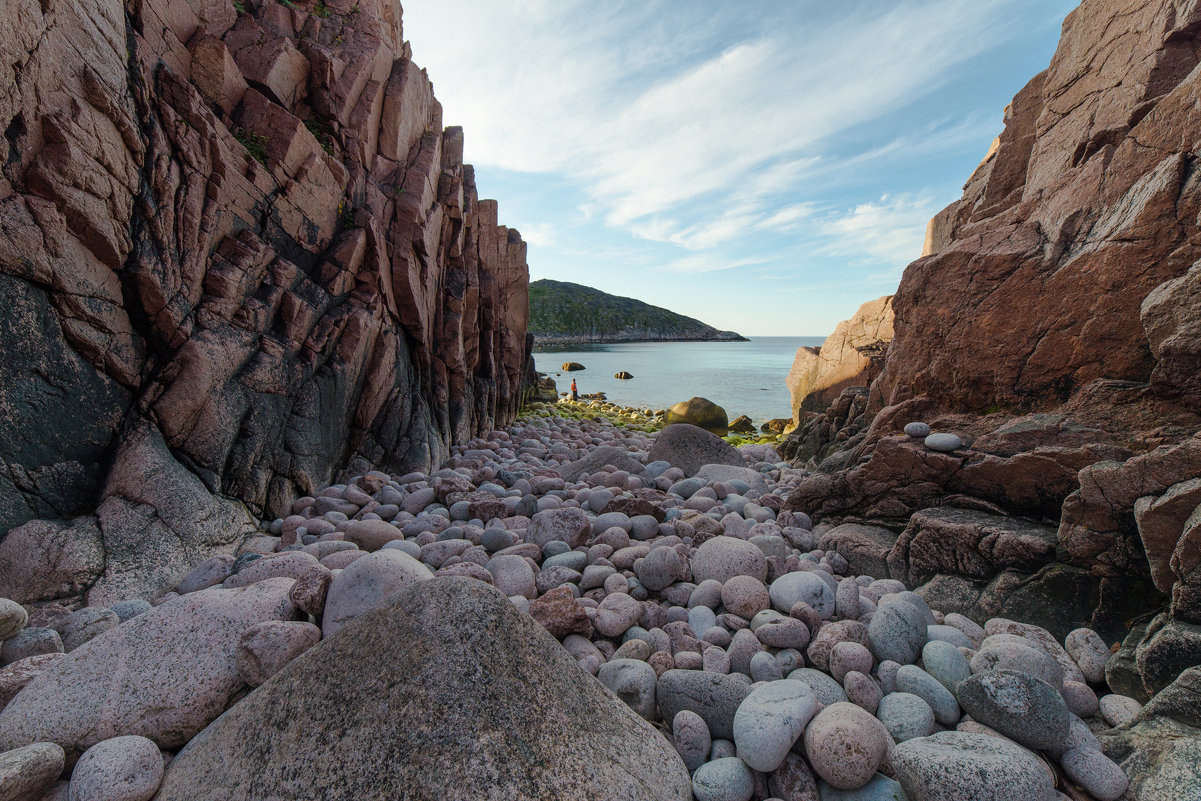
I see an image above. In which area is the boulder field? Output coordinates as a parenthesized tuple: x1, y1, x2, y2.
(1, 416, 1194, 799)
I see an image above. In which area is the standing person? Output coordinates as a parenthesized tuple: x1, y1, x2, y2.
(571, 379, 578, 401)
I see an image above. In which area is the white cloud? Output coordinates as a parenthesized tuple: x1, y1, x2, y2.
(816, 194, 940, 272)
(403, 0, 1042, 238)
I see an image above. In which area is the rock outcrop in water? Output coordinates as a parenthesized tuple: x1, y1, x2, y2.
(0, 0, 529, 603)
(529, 279, 746, 345)
(786, 295, 893, 422)
(782, 0, 1201, 737)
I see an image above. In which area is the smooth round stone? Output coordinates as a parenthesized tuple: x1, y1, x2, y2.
(896, 664, 959, 726)
(657, 670, 752, 740)
(692, 757, 753, 801)
(775, 648, 803, 675)
(956, 669, 1069, 751)
(542, 550, 587, 572)
(612, 638, 653, 662)
(970, 635, 1062, 689)
(1061, 680, 1100, 718)
(630, 516, 660, 541)
(1099, 694, 1142, 728)
(835, 579, 861, 620)
(876, 692, 935, 742)
(587, 489, 614, 512)
(769, 572, 834, 618)
(541, 540, 572, 558)
(925, 624, 973, 649)
(0, 742, 64, 801)
(787, 667, 848, 707)
(903, 422, 931, 438)
(733, 679, 819, 772)
(688, 606, 719, 639)
(923, 433, 963, 452)
(728, 629, 764, 676)
(868, 600, 926, 665)
(692, 537, 768, 584)
(803, 702, 892, 791)
(703, 646, 731, 674)
(593, 592, 643, 638)
(749, 534, 786, 559)
(877, 661, 901, 695)
(0, 598, 29, 640)
(830, 642, 873, 682)
(1065, 627, 1110, 684)
(842, 670, 882, 715)
(892, 732, 1056, 801)
(709, 739, 737, 761)
(755, 617, 811, 650)
(817, 772, 908, 800)
(597, 659, 658, 721)
(1060, 747, 1128, 801)
(381, 539, 421, 558)
(481, 528, 515, 553)
(636, 547, 683, 592)
(672, 710, 711, 772)
(176, 555, 235, 593)
(69, 735, 163, 801)
(484, 555, 537, 600)
(689, 580, 725, 610)
(1, 627, 63, 666)
(749, 651, 783, 682)
(750, 609, 785, 632)
(721, 576, 770, 619)
(921, 640, 971, 695)
(108, 600, 152, 622)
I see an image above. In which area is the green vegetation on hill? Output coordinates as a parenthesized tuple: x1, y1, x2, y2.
(529, 279, 746, 345)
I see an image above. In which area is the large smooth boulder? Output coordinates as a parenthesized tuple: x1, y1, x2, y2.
(320, 549, 432, 637)
(649, 425, 743, 476)
(556, 446, 646, 483)
(664, 397, 729, 436)
(0, 579, 296, 759)
(155, 578, 691, 800)
(892, 731, 1056, 801)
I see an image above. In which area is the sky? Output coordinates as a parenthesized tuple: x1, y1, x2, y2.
(402, 0, 1079, 336)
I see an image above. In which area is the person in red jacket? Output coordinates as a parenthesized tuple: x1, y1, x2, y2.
(571, 379, 578, 401)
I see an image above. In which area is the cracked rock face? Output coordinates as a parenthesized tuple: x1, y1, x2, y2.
(879, 0, 1201, 417)
(0, 0, 529, 601)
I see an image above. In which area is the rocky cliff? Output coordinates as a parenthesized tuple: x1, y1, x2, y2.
(783, 0, 1201, 703)
(785, 295, 892, 422)
(528, 279, 745, 345)
(0, 0, 529, 604)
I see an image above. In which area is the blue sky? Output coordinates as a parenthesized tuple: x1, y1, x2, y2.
(403, 0, 1078, 336)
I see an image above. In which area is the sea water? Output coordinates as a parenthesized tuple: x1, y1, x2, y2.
(532, 337, 825, 424)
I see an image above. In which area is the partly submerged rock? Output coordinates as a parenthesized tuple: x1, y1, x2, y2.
(155, 577, 691, 800)
(664, 398, 729, 437)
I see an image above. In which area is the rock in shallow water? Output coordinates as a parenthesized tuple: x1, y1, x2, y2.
(155, 578, 690, 801)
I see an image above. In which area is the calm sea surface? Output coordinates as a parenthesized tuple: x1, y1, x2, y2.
(533, 337, 825, 424)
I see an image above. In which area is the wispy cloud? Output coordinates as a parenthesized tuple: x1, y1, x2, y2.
(816, 194, 940, 270)
(402, 0, 1077, 333)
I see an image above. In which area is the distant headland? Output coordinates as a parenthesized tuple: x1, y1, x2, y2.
(529, 279, 747, 345)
